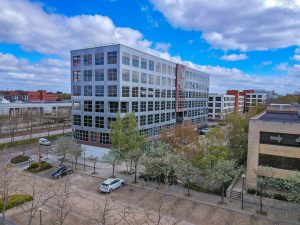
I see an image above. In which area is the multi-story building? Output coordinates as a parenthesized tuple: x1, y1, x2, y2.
(71, 44, 209, 147)
(226, 90, 244, 113)
(0, 90, 60, 102)
(245, 92, 266, 109)
(246, 104, 300, 189)
(208, 94, 235, 121)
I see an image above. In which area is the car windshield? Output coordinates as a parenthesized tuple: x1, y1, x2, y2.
(101, 183, 109, 187)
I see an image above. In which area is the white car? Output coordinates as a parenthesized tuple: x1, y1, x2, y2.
(39, 138, 50, 146)
(99, 178, 125, 193)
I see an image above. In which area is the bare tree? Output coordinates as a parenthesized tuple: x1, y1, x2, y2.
(0, 114, 8, 137)
(51, 178, 74, 225)
(69, 144, 83, 170)
(20, 175, 54, 225)
(8, 112, 19, 143)
(0, 167, 17, 224)
(24, 109, 35, 140)
(88, 155, 98, 174)
(103, 149, 122, 177)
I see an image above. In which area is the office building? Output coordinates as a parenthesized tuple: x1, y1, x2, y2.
(246, 104, 300, 188)
(71, 44, 209, 147)
(0, 90, 60, 102)
(208, 94, 235, 120)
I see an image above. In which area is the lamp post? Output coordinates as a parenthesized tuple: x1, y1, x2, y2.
(38, 207, 43, 225)
(83, 148, 86, 172)
(241, 173, 246, 209)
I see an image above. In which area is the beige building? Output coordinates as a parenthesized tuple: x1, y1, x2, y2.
(246, 104, 300, 189)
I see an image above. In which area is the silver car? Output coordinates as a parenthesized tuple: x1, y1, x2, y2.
(99, 178, 125, 193)
(39, 138, 50, 146)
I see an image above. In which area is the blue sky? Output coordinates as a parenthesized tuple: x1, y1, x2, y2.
(0, 0, 299, 94)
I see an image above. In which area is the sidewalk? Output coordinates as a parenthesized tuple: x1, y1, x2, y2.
(44, 154, 300, 224)
(0, 129, 72, 144)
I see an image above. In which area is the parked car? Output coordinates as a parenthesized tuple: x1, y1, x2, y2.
(99, 178, 125, 193)
(39, 138, 50, 146)
(51, 165, 73, 179)
(199, 128, 209, 135)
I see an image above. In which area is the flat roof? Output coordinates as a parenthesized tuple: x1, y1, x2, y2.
(258, 112, 300, 123)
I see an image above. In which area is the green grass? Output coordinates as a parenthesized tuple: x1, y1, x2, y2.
(10, 155, 30, 164)
(0, 132, 71, 151)
(27, 161, 52, 173)
(0, 194, 33, 212)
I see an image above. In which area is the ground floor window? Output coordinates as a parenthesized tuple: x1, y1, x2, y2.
(100, 132, 110, 144)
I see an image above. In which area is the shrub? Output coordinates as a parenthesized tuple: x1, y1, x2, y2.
(247, 189, 257, 195)
(27, 161, 52, 173)
(0, 194, 33, 212)
(10, 155, 30, 164)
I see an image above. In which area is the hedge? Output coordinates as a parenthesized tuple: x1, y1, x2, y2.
(10, 155, 30, 164)
(27, 161, 52, 173)
(0, 194, 33, 212)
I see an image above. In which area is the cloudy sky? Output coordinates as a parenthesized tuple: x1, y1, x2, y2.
(0, 0, 300, 94)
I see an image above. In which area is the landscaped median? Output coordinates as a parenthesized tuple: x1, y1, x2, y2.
(0, 194, 33, 212)
(26, 161, 52, 173)
(10, 155, 31, 164)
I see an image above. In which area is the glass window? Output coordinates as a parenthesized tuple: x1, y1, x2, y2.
(162, 77, 167, 86)
(162, 64, 167, 74)
(107, 51, 117, 64)
(74, 129, 88, 141)
(161, 101, 166, 110)
(140, 87, 147, 97)
(148, 88, 154, 98)
(155, 89, 160, 98)
(122, 86, 130, 97)
(72, 85, 81, 96)
(148, 74, 154, 84)
(73, 115, 81, 126)
(148, 115, 153, 124)
(99, 132, 110, 144)
(149, 60, 154, 71)
(155, 114, 160, 123)
(122, 69, 130, 81)
(167, 90, 171, 98)
(161, 90, 166, 98)
(72, 71, 81, 82)
(72, 55, 81, 67)
(161, 113, 166, 122)
(84, 115, 92, 127)
(73, 101, 81, 110)
(84, 100, 93, 112)
(140, 102, 147, 112)
(155, 101, 160, 110)
(132, 102, 139, 112)
(84, 70, 92, 81)
(155, 76, 160, 85)
(140, 115, 146, 126)
(141, 57, 147, 69)
(95, 101, 104, 113)
(108, 85, 118, 97)
(95, 52, 104, 65)
(95, 85, 104, 97)
(156, 62, 161, 73)
(95, 116, 104, 128)
(109, 102, 119, 113)
(122, 52, 130, 65)
(132, 55, 139, 67)
(83, 54, 92, 66)
(141, 73, 147, 84)
(84, 85, 92, 96)
(95, 69, 104, 81)
(132, 87, 139, 97)
(121, 102, 129, 113)
(148, 101, 153, 111)
(132, 71, 139, 83)
(108, 68, 117, 81)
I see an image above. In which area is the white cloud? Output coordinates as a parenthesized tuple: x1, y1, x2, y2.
(220, 54, 248, 61)
(155, 42, 171, 52)
(291, 55, 300, 61)
(150, 0, 300, 51)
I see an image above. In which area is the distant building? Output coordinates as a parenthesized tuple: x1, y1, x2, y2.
(245, 92, 267, 109)
(226, 90, 245, 113)
(71, 43, 209, 147)
(208, 94, 235, 121)
(246, 104, 300, 189)
(0, 90, 60, 102)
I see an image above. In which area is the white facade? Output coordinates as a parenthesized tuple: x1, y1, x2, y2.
(238, 95, 244, 113)
(245, 93, 266, 108)
(208, 94, 235, 120)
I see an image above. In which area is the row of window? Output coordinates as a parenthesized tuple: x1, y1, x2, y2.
(260, 132, 300, 147)
(259, 153, 300, 171)
(208, 103, 235, 107)
(208, 97, 235, 102)
(178, 100, 207, 109)
(179, 91, 209, 99)
(72, 51, 117, 67)
(73, 69, 118, 82)
(73, 112, 176, 128)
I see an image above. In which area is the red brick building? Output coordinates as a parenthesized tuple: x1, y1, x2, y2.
(0, 90, 60, 102)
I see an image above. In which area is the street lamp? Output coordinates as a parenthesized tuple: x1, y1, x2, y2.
(38, 207, 43, 225)
(241, 173, 246, 209)
(83, 147, 86, 172)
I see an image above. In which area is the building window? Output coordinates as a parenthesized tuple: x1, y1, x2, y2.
(141, 73, 147, 84)
(141, 57, 147, 69)
(155, 76, 160, 85)
(161, 101, 166, 110)
(84, 54, 92, 66)
(140, 115, 146, 126)
(132, 102, 139, 112)
(95, 52, 104, 65)
(122, 69, 130, 82)
(155, 101, 160, 111)
(132, 55, 139, 67)
(155, 114, 160, 123)
(74, 130, 88, 141)
(72, 55, 81, 67)
(107, 117, 116, 128)
(259, 154, 300, 171)
(72, 71, 81, 82)
(95, 85, 104, 97)
(108, 68, 117, 81)
(149, 60, 154, 71)
(73, 115, 81, 126)
(162, 77, 167, 86)
(161, 90, 166, 98)
(84, 70, 93, 81)
(132, 87, 139, 97)
(148, 115, 153, 124)
(167, 90, 171, 98)
(107, 51, 117, 64)
(72, 86, 81, 96)
(155, 89, 160, 98)
(91, 131, 97, 143)
(166, 113, 171, 121)
(140, 87, 147, 98)
(155, 62, 161, 73)
(84, 100, 93, 112)
(216, 97, 221, 101)
(167, 101, 171, 110)
(108, 85, 118, 97)
(140, 102, 147, 112)
(84, 115, 92, 127)
(162, 64, 167, 74)
(161, 113, 166, 122)
(121, 102, 129, 113)
(95, 69, 104, 81)
(100, 132, 110, 144)
(148, 74, 154, 84)
(109, 102, 119, 113)
(84, 85, 92, 96)
(73, 101, 81, 110)
(148, 88, 154, 98)
(122, 52, 130, 65)
(95, 101, 104, 112)
(122, 86, 130, 97)
(148, 101, 153, 111)
(95, 116, 104, 128)
(260, 132, 300, 147)
(132, 71, 139, 83)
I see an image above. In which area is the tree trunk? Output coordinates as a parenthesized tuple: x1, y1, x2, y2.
(75, 157, 77, 170)
(112, 163, 115, 177)
(187, 182, 190, 196)
(221, 183, 225, 203)
(60, 153, 66, 166)
(93, 162, 96, 174)
(134, 163, 137, 183)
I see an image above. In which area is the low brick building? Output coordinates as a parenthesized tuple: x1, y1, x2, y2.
(0, 90, 60, 102)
